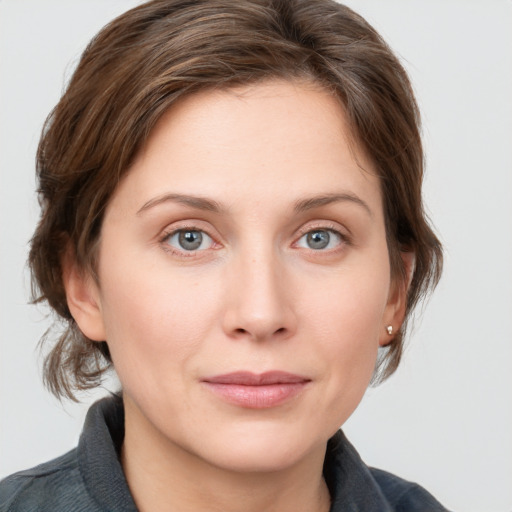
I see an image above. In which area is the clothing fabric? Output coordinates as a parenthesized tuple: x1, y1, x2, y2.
(0, 396, 448, 511)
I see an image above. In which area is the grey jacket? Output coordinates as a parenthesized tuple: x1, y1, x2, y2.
(0, 396, 449, 511)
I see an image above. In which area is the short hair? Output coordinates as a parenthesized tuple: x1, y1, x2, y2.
(30, 0, 443, 400)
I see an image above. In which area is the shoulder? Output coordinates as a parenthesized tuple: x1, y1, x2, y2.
(324, 430, 450, 511)
(0, 450, 98, 512)
(370, 467, 450, 512)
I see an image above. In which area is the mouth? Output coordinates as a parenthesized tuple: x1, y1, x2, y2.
(201, 371, 311, 409)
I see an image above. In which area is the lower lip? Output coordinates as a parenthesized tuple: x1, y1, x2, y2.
(202, 382, 309, 409)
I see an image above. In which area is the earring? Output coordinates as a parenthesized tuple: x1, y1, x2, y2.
(386, 325, 393, 335)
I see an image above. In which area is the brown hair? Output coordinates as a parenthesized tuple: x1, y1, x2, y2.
(30, 0, 442, 400)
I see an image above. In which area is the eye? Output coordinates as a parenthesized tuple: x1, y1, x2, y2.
(164, 229, 214, 252)
(296, 229, 343, 250)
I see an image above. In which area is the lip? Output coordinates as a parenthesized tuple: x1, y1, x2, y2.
(201, 371, 311, 409)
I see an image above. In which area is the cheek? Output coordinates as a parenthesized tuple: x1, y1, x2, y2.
(298, 265, 390, 423)
(312, 291, 382, 382)
(96, 260, 223, 381)
(305, 263, 390, 344)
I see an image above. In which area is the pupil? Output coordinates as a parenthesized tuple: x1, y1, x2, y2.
(307, 230, 330, 249)
(179, 230, 202, 250)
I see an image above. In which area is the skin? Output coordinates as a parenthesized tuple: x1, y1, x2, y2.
(65, 80, 408, 512)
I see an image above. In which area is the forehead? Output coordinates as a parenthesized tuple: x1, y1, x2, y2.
(112, 79, 381, 215)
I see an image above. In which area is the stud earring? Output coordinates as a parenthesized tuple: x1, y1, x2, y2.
(386, 325, 393, 335)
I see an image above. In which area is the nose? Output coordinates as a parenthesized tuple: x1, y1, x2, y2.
(222, 247, 297, 342)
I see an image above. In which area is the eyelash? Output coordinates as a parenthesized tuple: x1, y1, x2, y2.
(293, 223, 351, 252)
(158, 222, 351, 257)
(159, 224, 218, 258)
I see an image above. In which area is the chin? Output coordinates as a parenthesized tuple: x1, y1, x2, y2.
(208, 445, 304, 474)
(194, 423, 324, 474)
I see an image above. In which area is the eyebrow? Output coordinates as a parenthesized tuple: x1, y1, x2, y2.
(293, 193, 373, 217)
(136, 191, 372, 217)
(137, 193, 225, 215)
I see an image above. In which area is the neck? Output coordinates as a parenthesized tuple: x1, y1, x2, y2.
(121, 399, 331, 512)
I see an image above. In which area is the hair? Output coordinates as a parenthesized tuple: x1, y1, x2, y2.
(30, 0, 443, 401)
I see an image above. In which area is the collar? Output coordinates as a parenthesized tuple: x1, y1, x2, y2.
(324, 431, 393, 511)
(78, 395, 137, 511)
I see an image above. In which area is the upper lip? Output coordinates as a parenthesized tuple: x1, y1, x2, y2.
(202, 371, 310, 385)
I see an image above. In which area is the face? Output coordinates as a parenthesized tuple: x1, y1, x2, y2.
(69, 80, 404, 473)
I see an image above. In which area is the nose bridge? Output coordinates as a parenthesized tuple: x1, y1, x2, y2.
(223, 238, 295, 341)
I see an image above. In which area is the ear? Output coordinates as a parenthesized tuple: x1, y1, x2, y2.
(380, 251, 415, 346)
(62, 248, 106, 342)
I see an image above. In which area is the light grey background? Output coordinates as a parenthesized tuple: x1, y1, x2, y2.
(1, 1, 511, 511)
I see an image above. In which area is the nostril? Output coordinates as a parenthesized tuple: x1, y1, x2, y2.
(232, 326, 287, 338)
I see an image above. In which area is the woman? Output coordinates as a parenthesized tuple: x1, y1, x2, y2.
(0, 0, 445, 510)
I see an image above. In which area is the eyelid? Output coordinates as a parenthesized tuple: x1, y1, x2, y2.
(294, 221, 350, 241)
(158, 221, 221, 256)
(158, 219, 218, 240)
(166, 229, 213, 250)
(291, 221, 352, 252)
(156, 219, 351, 256)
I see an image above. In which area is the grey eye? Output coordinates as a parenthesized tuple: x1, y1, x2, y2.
(306, 230, 331, 249)
(179, 230, 203, 250)
(166, 229, 213, 251)
(296, 229, 343, 250)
